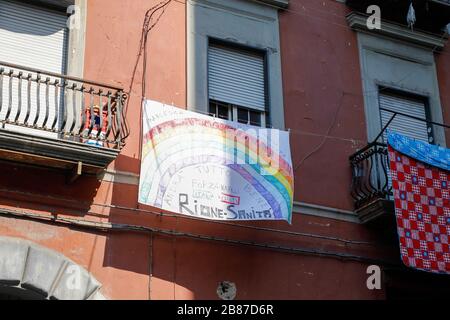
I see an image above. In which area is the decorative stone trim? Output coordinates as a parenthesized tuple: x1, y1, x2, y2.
(99, 169, 140, 185)
(356, 199, 394, 224)
(98, 170, 361, 224)
(249, 0, 289, 9)
(0, 237, 106, 300)
(187, 0, 286, 129)
(0, 129, 119, 169)
(346, 12, 448, 50)
(293, 201, 360, 223)
(29, 0, 75, 11)
(431, 0, 450, 7)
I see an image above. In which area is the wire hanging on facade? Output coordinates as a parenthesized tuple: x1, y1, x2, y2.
(123, 0, 173, 144)
(293, 92, 345, 172)
(0, 206, 398, 267)
(0, 187, 378, 247)
(127, 0, 173, 106)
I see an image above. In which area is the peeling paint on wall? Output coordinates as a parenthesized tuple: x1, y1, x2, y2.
(0, 217, 62, 242)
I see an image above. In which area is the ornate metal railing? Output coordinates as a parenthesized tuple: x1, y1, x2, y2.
(0, 61, 128, 149)
(350, 142, 392, 209)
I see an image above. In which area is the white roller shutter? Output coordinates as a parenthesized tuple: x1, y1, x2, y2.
(208, 44, 266, 112)
(0, 0, 67, 72)
(379, 92, 431, 143)
(0, 0, 68, 137)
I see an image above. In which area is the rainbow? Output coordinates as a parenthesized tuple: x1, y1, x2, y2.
(139, 101, 294, 223)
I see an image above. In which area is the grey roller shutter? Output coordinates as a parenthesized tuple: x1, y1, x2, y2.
(0, 0, 68, 137)
(379, 92, 431, 143)
(208, 44, 266, 112)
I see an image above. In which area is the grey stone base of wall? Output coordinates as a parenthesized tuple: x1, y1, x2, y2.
(0, 237, 106, 300)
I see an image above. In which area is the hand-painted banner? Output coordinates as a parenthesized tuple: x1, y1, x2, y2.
(388, 131, 450, 274)
(139, 100, 294, 223)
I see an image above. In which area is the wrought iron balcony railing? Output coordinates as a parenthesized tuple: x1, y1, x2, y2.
(350, 142, 392, 210)
(0, 61, 128, 150)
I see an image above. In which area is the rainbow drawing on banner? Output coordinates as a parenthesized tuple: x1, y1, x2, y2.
(139, 100, 294, 223)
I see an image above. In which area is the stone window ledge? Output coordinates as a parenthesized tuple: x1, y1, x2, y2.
(249, 0, 289, 9)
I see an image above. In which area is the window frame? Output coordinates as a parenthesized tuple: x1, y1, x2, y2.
(187, 0, 285, 129)
(207, 38, 269, 127)
(209, 99, 267, 127)
(5, 0, 87, 79)
(356, 32, 446, 147)
(14, 0, 74, 12)
(377, 87, 435, 144)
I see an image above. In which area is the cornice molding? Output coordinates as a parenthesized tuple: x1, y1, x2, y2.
(346, 12, 448, 51)
(293, 201, 360, 224)
(249, 0, 289, 9)
(428, 0, 450, 8)
(94, 170, 362, 224)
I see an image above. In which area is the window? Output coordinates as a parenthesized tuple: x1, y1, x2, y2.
(0, 0, 87, 80)
(379, 89, 435, 200)
(0, 0, 69, 74)
(355, 33, 446, 146)
(0, 0, 71, 138)
(209, 100, 264, 127)
(187, 0, 285, 129)
(207, 43, 266, 127)
(379, 89, 433, 144)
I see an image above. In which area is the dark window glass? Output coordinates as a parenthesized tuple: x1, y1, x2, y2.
(209, 100, 230, 120)
(249, 110, 261, 126)
(237, 108, 248, 124)
(210, 101, 263, 126)
(217, 104, 229, 120)
(209, 101, 217, 117)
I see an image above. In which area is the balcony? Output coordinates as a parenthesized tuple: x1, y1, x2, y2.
(345, 0, 450, 35)
(0, 61, 128, 180)
(349, 142, 395, 224)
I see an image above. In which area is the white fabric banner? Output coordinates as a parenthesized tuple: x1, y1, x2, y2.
(139, 100, 294, 223)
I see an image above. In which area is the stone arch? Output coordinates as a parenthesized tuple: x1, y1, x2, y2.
(0, 237, 106, 300)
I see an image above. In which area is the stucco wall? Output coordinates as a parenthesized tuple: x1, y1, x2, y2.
(280, 0, 450, 211)
(83, 0, 187, 174)
(0, 0, 449, 300)
(279, 0, 367, 211)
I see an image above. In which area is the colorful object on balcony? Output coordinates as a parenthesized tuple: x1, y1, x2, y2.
(82, 105, 108, 147)
(388, 131, 450, 171)
(139, 100, 294, 223)
(388, 131, 450, 274)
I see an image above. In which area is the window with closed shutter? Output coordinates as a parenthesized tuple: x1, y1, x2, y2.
(379, 91, 432, 144)
(208, 44, 265, 111)
(0, 0, 68, 137)
(208, 43, 267, 127)
(379, 90, 433, 200)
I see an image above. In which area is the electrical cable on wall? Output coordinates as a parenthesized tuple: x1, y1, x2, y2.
(0, 206, 399, 268)
(0, 0, 446, 258)
(127, 0, 173, 103)
(126, 0, 173, 128)
(0, 187, 378, 247)
(124, 0, 448, 148)
(293, 87, 345, 172)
